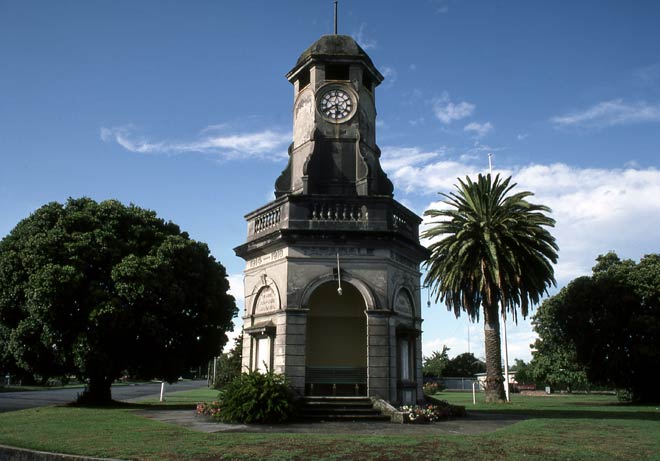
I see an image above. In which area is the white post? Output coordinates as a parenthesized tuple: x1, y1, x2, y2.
(502, 311, 510, 402)
(159, 381, 165, 402)
(336, 252, 343, 295)
(472, 382, 476, 405)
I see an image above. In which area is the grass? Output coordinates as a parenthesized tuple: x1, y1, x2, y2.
(137, 386, 218, 406)
(0, 389, 658, 460)
(437, 390, 659, 417)
(0, 380, 153, 393)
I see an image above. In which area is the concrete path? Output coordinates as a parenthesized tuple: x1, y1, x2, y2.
(137, 409, 526, 435)
(0, 379, 208, 412)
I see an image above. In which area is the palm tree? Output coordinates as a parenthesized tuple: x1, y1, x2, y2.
(423, 174, 558, 402)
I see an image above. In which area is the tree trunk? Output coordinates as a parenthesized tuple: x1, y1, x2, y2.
(483, 303, 506, 403)
(80, 375, 113, 405)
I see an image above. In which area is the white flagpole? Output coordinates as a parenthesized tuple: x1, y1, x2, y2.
(336, 252, 343, 295)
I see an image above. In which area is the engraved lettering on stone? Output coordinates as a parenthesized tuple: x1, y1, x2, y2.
(301, 247, 375, 257)
(249, 249, 284, 269)
(395, 290, 413, 315)
(294, 91, 314, 146)
(255, 286, 278, 314)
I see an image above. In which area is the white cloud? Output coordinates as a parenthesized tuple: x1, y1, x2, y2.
(517, 133, 529, 141)
(404, 147, 660, 362)
(223, 273, 245, 353)
(380, 66, 397, 87)
(463, 121, 493, 138)
(353, 23, 377, 50)
(383, 143, 660, 285)
(413, 158, 660, 361)
(430, 0, 450, 14)
(100, 125, 290, 160)
(550, 99, 660, 129)
(402, 88, 424, 107)
(227, 273, 245, 304)
(100, 126, 165, 153)
(432, 92, 475, 124)
(223, 320, 245, 354)
(380, 66, 396, 85)
(381, 146, 442, 171)
(633, 63, 660, 84)
(514, 164, 660, 284)
(423, 325, 535, 362)
(390, 159, 482, 194)
(423, 336, 473, 358)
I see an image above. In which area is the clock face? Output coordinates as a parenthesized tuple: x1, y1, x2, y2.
(319, 88, 354, 121)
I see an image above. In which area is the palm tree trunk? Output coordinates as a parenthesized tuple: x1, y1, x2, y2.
(483, 303, 506, 403)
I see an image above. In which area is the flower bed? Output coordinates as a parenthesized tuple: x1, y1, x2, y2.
(399, 400, 466, 424)
(196, 401, 222, 420)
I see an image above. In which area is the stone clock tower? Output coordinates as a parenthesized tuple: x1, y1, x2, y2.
(234, 34, 428, 404)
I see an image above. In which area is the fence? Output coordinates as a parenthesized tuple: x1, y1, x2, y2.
(441, 377, 480, 391)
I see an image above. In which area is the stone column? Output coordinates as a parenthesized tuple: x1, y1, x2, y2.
(415, 320, 424, 402)
(365, 310, 390, 399)
(388, 317, 399, 402)
(281, 309, 308, 393)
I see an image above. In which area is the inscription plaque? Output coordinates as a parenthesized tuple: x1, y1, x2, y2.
(254, 286, 279, 314)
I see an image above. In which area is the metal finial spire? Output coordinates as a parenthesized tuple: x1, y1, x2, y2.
(334, 0, 338, 34)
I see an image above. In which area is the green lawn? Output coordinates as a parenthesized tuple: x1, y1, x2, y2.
(138, 386, 218, 406)
(0, 389, 658, 460)
(0, 380, 154, 393)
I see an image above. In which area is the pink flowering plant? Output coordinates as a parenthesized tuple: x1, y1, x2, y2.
(196, 401, 222, 420)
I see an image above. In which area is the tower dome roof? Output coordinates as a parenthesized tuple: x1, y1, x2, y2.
(288, 35, 383, 81)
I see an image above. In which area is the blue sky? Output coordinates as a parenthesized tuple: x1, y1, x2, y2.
(2, 1, 659, 362)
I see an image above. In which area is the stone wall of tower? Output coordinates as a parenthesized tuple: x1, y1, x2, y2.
(240, 238, 424, 402)
(236, 34, 428, 404)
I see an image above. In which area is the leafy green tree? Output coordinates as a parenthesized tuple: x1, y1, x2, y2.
(423, 174, 558, 402)
(213, 336, 244, 389)
(443, 352, 486, 377)
(531, 252, 659, 402)
(528, 297, 590, 391)
(510, 359, 533, 385)
(0, 198, 236, 403)
(422, 345, 450, 378)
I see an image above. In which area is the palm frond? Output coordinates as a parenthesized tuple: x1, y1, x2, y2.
(423, 173, 558, 323)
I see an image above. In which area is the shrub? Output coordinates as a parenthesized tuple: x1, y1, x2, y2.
(212, 337, 243, 389)
(215, 370, 297, 424)
(616, 388, 634, 403)
(423, 381, 444, 395)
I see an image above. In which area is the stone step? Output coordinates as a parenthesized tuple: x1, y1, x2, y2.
(300, 407, 382, 416)
(299, 396, 390, 422)
(304, 397, 372, 404)
(300, 413, 392, 422)
(303, 401, 374, 409)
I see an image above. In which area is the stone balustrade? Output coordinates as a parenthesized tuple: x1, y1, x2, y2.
(253, 206, 282, 233)
(245, 195, 419, 242)
(310, 202, 367, 222)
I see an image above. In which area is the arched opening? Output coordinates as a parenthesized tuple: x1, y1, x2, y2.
(305, 281, 367, 396)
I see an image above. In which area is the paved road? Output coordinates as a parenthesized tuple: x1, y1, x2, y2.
(0, 379, 209, 413)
